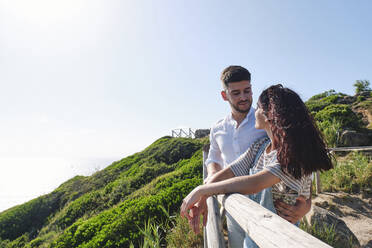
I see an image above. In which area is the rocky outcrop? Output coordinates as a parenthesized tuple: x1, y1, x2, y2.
(339, 130, 372, 147)
(337, 95, 357, 105)
(305, 205, 360, 247)
(195, 129, 210, 138)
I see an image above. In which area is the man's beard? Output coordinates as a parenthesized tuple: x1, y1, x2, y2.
(230, 100, 251, 113)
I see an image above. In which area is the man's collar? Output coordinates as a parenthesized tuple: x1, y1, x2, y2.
(228, 107, 254, 126)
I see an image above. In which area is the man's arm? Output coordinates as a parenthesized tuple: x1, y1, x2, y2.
(205, 162, 222, 183)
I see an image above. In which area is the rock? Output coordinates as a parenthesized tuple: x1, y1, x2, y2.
(363, 240, 372, 248)
(306, 206, 361, 248)
(339, 130, 372, 146)
(195, 129, 210, 138)
(356, 91, 372, 98)
(337, 96, 357, 104)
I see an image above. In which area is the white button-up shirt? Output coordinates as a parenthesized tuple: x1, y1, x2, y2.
(205, 107, 267, 168)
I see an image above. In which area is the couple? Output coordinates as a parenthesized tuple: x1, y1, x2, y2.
(180, 66, 333, 247)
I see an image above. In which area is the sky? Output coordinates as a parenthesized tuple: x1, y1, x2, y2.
(0, 0, 371, 211)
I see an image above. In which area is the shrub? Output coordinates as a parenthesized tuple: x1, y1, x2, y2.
(315, 104, 362, 129)
(353, 80, 371, 94)
(317, 119, 342, 147)
(307, 90, 337, 101)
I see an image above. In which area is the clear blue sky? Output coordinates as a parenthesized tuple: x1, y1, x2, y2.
(0, 0, 371, 210)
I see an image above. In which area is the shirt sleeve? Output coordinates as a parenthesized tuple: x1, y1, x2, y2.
(265, 163, 312, 199)
(229, 137, 269, 176)
(205, 125, 224, 168)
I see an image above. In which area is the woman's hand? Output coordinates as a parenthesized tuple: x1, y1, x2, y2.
(188, 196, 208, 234)
(180, 185, 206, 220)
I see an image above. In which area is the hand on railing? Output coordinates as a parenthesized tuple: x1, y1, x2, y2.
(188, 197, 208, 234)
(180, 188, 208, 234)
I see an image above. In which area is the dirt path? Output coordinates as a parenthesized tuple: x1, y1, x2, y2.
(312, 192, 372, 247)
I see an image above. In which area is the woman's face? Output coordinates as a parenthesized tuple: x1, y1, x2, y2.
(255, 104, 269, 130)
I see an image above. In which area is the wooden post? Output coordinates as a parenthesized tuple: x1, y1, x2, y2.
(315, 171, 321, 194)
(203, 144, 226, 248)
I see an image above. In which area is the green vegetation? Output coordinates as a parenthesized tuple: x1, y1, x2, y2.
(320, 152, 372, 193)
(353, 80, 371, 94)
(166, 215, 203, 248)
(314, 104, 362, 130)
(0, 137, 205, 248)
(300, 220, 338, 247)
(305, 87, 372, 146)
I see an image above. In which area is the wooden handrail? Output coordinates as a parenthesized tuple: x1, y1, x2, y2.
(202, 144, 332, 248)
(216, 194, 331, 248)
(329, 146, 372, 152)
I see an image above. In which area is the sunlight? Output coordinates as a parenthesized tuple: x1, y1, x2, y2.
(4, 0, 86, 25)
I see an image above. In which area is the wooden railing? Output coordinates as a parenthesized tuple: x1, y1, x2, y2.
(202, 145, 332, 248)
(329, 146, 372, 153)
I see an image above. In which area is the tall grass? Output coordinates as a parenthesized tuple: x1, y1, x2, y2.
(317, 118, 342, 147)
(134, 206, 203, 248)
(300, 220, 337, 247)
(165, 215, 203, 248)
(320, 152, 372, 192)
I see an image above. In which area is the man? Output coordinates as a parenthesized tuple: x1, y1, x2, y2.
(192, 66, 311, 247)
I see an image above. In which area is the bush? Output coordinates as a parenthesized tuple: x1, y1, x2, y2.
(317, 119, 342, 147)
(353, 80, 371, 94)
(315, 104, 362, 129)
(307, 90, 337, 101)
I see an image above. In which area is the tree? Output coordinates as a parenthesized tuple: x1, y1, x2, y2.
(353, 80, 371, 94)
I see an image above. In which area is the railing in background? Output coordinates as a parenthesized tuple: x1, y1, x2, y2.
(202, 144, 332, 248)
(171, 128, 195, 138)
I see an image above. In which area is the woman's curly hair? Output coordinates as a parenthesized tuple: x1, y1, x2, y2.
(258, 84, 333, 179)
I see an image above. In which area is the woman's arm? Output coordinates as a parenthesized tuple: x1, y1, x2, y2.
(180, 169, 280, 219)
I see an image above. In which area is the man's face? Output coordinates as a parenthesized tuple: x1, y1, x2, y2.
(221, 80, 252, 113)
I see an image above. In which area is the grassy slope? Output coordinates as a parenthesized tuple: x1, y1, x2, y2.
(0, 136, 206, 248)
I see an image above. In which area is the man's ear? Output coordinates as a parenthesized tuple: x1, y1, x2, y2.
(221, 90, 228, 101)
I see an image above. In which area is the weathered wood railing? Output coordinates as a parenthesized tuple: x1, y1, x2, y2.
(202, 145, 332, 248)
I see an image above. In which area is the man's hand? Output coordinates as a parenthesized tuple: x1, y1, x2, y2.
(274, 196, 311, 224)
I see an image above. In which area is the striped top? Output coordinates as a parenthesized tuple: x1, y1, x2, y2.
(229, 137, 312, 205)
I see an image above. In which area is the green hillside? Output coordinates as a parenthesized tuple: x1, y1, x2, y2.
(305, 85, 372, 147)
(0, 83, 371, 248)
(0, 137, 206, 248)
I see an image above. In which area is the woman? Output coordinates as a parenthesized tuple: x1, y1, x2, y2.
(180, 84, 333, 246)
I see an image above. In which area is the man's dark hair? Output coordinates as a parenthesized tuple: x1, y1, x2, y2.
(220, 65, 251, 88)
